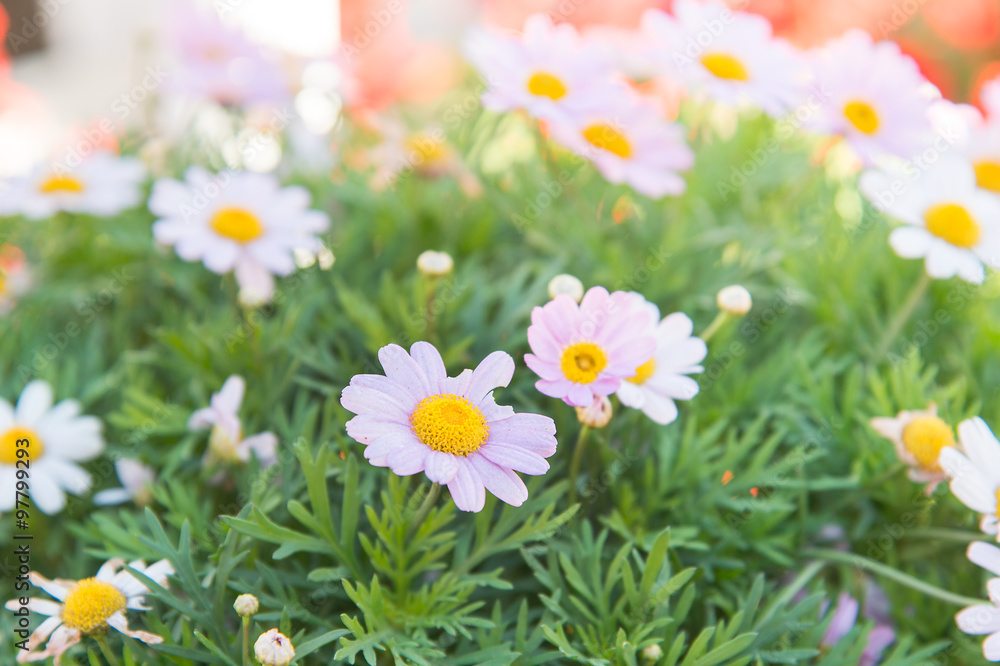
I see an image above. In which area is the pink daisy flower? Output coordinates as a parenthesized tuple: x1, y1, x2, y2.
(524, 286, 657, 408)
(341, 342, 557, 512)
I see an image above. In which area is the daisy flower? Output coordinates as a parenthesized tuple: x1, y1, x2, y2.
(547, 97, 694, 198)
(341, 341, 557, 512)
(150, 167, 330, 304)
(366, 119, 480, 196)
(188, 375, 278, 467)
(0, 380, 104, 515)
(933, 98, 1000, 197)
(166, 4, 289, 106)
(939, 418, 1000, 539)
(869, 403, 955, 489)
(0, 151, 144, 220)
(860, 158, 1000, 284)
(957, 542, 1000, 661)
(616, 304, 708, 426)
(93, 458, 156, 506)
(641, 1, 802, 116)
(4, 557, 174, 664)
(525, 286, 657, 407)
(464, 13, 621, 124)
(803, 29, 933, 164)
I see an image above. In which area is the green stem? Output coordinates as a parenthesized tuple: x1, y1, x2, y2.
(698, 311, 730, 343)
(425, 276, 439, 342)
(804, 548, 983, 607)
(241, 616, 250, 666)
(407, 482, 441, 539)
(873, 272, 931, 359)
(95, 634, 122, 666)
(568, 425, 591, 505)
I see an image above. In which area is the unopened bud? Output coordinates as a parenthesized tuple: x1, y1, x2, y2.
(233, 594, 259, 617)
(642, 644, 663, 662)
(716, 285, 752, 316)
(547, 274, 584, 303)
(254, 629, 295, 666)
(576, 395, 612, 429)
(417, 250, 453, 277)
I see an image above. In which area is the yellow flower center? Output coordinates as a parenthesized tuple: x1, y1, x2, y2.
(560, 342, 608, 384)
(699, 53, 749, 81)
(995, 488, 1000, 517)
(404, 133, 449, 167)
(843, 100, 879, 135)
(923, 203, 981, 249)
(410, 394, 489, 456)
(210, 207, 264, 244)
(0, 427, 43, 465)
(38, 174, 85, 194)
(900, 416, 954, 470)
(61, 578, 127, 634)
(974, 161, 1000, 194)
(582, 124, 632, 159)
(627, 358, 657, 385)
(526, 72, 568, 100)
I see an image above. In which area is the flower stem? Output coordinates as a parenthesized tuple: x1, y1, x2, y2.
(873, 272, 931, 360)
(241, 616, 250, 666)
(698, 311, 730, 343)
(804, 548, 984, 607)
(95, 634, 122, 666)
(568, 425, 591, 505)
(425, 276, 440, 341)
(407, 482, 440, 538)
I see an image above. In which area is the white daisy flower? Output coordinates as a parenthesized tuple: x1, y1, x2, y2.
(4, 558, 173, 664)
(939, 418, 1000, 539)
(188, 375, 278, 467)
(616, 299, 707, 425)
(0, 381, 104, 515)
(366, 119, 480, 196)
(869, 403, 954, 489)
(957, 542, 1000, 661)
(93, 458, 156, 506)
(548, 96, 694, 199)
(0, 151, 145, 220)
(930, 98, 1000, 197)
(150, 168, 330, 304)
(642, 1, 803, 116)
(464, 13, 620, 124)
(860, 158, 1000, 284)
(803, 29, 933, 164)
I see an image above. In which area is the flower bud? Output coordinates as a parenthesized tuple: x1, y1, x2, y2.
(417, 250, 453, 277)
(233, 594, 259, 617)
(547, 274, 584, 303)
(716, 285, 752, 316)
(254, 629, 295, 666)
(576, 395, 612, 429)
(642, 644, 663, 662)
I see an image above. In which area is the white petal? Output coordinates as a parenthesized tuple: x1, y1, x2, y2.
(15, 381, 53, 425)
(970, 542, 1000, 577)
(957, 605, 1000, 635)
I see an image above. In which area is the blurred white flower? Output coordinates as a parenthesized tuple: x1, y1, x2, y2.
(417, 250, 454, 277)
(93, 458, 156, 507)
(547, 274, 584, 303)
(188, 375, 278, 467)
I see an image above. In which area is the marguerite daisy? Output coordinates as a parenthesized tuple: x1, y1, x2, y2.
(0, 380, 104, 515)
(869, 403, 954, 489)
(93, 458, 156, 506)
(525, 286, 657, 407)
(938, 97, 1000, 197)
(188, 375, 278, 467)
(4, 558, 173, 664)
(616, 304, 707, 426)
(547, 97, 694, 198)
(642, 1, 802, 116)
(957, 542, 1000, 661)
(0, 151, 145, 220)
(367, 119, 480, 196)
(150, 168, 330, 304)
(803, 29, 933, 164)
(341, 341, 557, 512)
(860, 159, 1000, 284)
(464, 13, 620, 124)
(939, 418, 1000, 539)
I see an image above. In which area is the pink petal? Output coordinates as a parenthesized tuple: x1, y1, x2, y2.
(535, 378, 574, 401)
(524, 354, 563, 381)
(486, 414, 557, 456)
(478, 443, 550, 475)
(567, 383, 595, 407)
(364, 431, 422, 466)
(469, 454, 529, 506)
(447, 459, 486, 512)
(464, 351, 515, 403)
(379, 344, 432, 398)
(424, 450, 459, 483)
(345, 414, 409, 444)
(409, 341, 448, 391)
(386, 442, 429, 476)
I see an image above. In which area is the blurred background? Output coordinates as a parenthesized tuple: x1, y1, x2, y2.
(1, 0, 998, 176)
